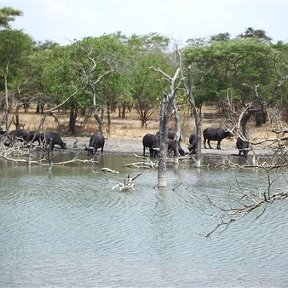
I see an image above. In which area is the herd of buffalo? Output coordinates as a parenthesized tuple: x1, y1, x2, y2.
(143, 128, 249, 157)
(0, 127, 250, 157)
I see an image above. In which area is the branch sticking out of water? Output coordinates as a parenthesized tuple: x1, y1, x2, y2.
(112, 173, 143, 192)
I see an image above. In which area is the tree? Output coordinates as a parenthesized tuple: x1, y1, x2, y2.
(270, 43, 288, 123)
(130, 50, 173, 127)
(0, 7, 22, 29)
(204, 148, 288, 238)
(0, 29, 33, 130)
(183, 38, 275, 118)
(182, 62, 202, 167)
(238, 27, 272, 42)
(74, 34, 128, 134)
(210, 32, 231, 42)
(40, 44, 83, 134)
(127, 33, 172, 127)
(152, 67, 182, 187)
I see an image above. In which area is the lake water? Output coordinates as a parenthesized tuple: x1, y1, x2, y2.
(0, 153, 288, 287)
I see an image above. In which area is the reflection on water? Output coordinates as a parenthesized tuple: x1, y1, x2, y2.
(0, 154, 288, 287)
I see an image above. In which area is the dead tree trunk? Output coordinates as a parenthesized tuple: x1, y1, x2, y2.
(77, 49, 113, 135)
(237, 105, 257, 139)
(185, 64, 202, 168)
(158, 93, 168, 187)
(153, 67, 182, 188)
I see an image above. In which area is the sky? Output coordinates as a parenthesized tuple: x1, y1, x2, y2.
(1, 0, 288, 45)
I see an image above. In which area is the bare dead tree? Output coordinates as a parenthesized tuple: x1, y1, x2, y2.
(201, 144, 288, 238)
(205, 183, 288, 238)
(77, 48, 114, 134)
(151, 67, 183, 187)
(179, 55, 202, 167)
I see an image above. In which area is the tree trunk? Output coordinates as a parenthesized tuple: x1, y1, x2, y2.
(4, 72, 9, 131)
(158, 93, 168, 187)
(194, 112, 202, 168)
(68, 107, 77, 135)
(237, 106, 255, 139)
(106, 104, 111, 137)
(121, 104, 126, 119)
(188, 64, 202, 168)
(13, 114, 20, 130)
(173, 98, 180, 164)
(140, 109, 147, 128)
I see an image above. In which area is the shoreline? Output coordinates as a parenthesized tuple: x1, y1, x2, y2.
(62, 136, 274, 157)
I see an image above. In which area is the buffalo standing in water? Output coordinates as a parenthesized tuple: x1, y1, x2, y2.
(203, 127, 233, 149)
(4, 129, 31, 147)
(236, 137, 249, 156)
(142, 133, 159, 158)
(167, 139, 186, 156)
(188, 133, 198, 154)
(85, 133, 105, 155)
(143, 132, 186, 158)
(40, 131, 67, 151)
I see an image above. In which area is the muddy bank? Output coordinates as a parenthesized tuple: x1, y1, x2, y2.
(62, 136, 274, 157)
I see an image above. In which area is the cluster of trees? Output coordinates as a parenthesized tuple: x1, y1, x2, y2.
(1, 7, 288, 137)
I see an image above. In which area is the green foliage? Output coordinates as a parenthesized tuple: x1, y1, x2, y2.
(129, 49, 173, 112)
(125, 33, 173, 125)
(72, 33, 131, 110)
(0, 29, 33, 89)
(237, 27, 272, 42)
(128, 32, 170, 52)
(0, 21, 287, 127)
(0, 7, 22, 29)
(184, 38, 278, 108)
(39, 45, 83, 108)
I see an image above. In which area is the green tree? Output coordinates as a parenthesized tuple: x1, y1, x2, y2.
(127, 33, 172, 127)
(73, 33, 129, 133)
(0, 7, 22, 29)
(129, 50, 173, 127)
(210, 32, 231, 42)
(238, 27, 272, 42)
(39, 44, 83, 134)
(184, 38, 275, 114)
(0, 29, 33, 129)
(22, 41, 61, 114)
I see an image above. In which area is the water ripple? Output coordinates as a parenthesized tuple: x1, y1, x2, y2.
(1, 162, 288, 287)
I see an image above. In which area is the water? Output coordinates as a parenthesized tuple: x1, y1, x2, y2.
(0, 154, 288, 287)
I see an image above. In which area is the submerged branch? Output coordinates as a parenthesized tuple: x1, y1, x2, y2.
(112, 173, 143, 192)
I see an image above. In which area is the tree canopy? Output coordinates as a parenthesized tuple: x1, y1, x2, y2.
(0, 5, 288, 131)
(0, 7, 22, 29)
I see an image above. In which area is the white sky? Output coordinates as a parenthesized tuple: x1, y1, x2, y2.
(1, 0, 288, 45)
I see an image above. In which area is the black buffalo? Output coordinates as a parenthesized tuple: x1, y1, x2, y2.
(236, 137, 249, 156)
(167, 129, 182, 142)
(28, 131, 42, 145)
(167, 139, 186, 156)
(85, 133, 105, 155)
(40, 131, 67, 151)
(142, 133, 159, 158)
(203, 127, 233, 149)
(188, 133, 198, 154)
(4, 129, 31, 146)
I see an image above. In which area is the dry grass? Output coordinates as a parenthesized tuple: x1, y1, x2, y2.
(6, 107, 288, 148)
